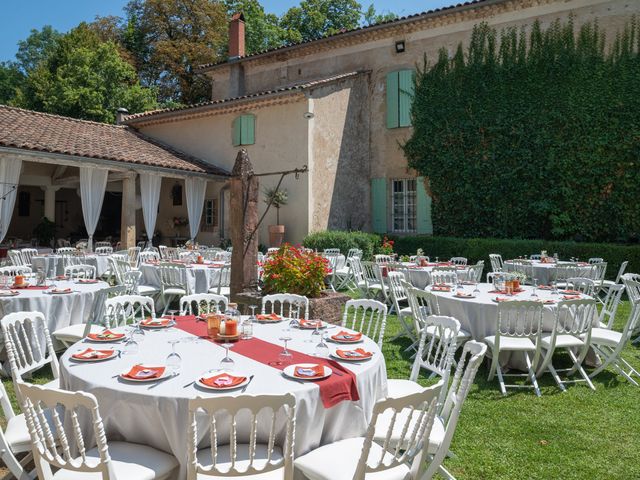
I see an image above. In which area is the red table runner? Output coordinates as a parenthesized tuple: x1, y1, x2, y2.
(173, 316, 359, 408)
(15, 285, 51, 290)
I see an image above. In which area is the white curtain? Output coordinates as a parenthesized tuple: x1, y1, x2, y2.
(185, 177, 207, 242)
(79, 167, 108, 251)
(0, 157, 22, 243)
(140, 173, 162, 246)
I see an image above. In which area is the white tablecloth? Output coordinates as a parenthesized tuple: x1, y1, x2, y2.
(32, 254, 111, 278)
(504, 260, 593, 285)
(140, 263, 224, 294)
(431, 283, 598, 370)
(393, 263, 470, 289)
(60, 319, 387, 480)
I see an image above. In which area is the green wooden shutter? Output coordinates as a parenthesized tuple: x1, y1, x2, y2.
(386, 72, 399, 129)
(416, 176, 433, 234)
(398, 70, 415, 127)
(241, 115, 255, 145)
(232, 116, 241, 146)
(371, 178, 387, 233)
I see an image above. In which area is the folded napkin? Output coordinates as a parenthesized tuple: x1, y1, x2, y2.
(256, 313, 282, 321)
(294, 364, 325, 378)
(537, 285, 554, 290)
(77, 279, 99, 284)
(298, 319, 323, 329)
(72, 348, 114, 360)
(561, 290, 581, 295)
(56, 275, 69, 280)
(454, 292, 474, 298)
(51, 288, 72, 293)
(200, 373, 246, 388)
(335, 348, 372, 360)
(431, 286, 451, 292)
(494, 296, 511, 303)
(141, 318, 171, 327)
(88, 330, 125, 341)
(123, 365, 165, 380)
(563, 295, 582, 300)
(542, 299, 556, 304)
(331, 330, 362, 342)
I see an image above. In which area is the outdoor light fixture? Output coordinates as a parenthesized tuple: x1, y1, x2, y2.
(395, 40, 405, 53)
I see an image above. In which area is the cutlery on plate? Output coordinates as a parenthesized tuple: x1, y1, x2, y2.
(240, 375, 255, 393)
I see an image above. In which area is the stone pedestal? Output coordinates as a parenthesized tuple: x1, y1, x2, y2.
(308, 290, 350, 324)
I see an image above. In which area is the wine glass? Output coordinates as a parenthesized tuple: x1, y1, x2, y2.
(278, 336, 292, 366)
(315, 332, 329, 358)
(219, 343, 234, 371)
(166, 339, 181, 375)
(123, 328, 139, 355)
(530, 278, 538, 299)
(473, 277, 480, 295)
(166, 309, 178, 322)
(249, 305, 257, 320)
(551, 280, 558, 295)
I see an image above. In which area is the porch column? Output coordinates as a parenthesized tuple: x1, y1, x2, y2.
(42, 186, 60, 223)
(120, 172, 137, 249)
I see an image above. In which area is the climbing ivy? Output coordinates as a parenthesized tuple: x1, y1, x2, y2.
(403, 18, 640, 243)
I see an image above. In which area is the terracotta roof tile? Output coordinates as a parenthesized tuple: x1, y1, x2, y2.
(0, 105, 228, 176)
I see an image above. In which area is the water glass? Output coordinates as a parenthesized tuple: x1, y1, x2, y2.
(166, 339, 181, 375)
(219, 343, 234, 371)
(315, 333, 330, 358)
(277, 336, 293, 366)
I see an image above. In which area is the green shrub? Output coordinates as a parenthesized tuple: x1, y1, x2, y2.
(302, 231, 381, 260)
(389, 235, 640, 280)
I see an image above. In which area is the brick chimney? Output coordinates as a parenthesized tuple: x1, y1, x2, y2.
(229, 13, 245, 60)
(115, 107, 129, 125)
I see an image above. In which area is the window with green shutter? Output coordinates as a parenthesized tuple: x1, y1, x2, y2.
(386, 70, 415, 129)
(232, 114, 255, 146)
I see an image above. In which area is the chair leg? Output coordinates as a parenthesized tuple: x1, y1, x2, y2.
(487, 354, 499, 382)
(567, 349, 596, 391)
(495, 364, 507, 396)
(525, 352, 542, 397)
(546, 362, 566, 392)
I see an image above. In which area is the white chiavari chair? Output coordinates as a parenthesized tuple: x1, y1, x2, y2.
(261, 293, 309, 319)
(94, 246, 113, 254)
(63, 264, 96, 280)
(597, 283, 625, 329)
(104, 295, 155, 328)
(341, 299, 387, 349)
(323, 248, 340, 255)
(565, 277, 596, 296)
(387, 272, 416, 343)
(449, 257, 467, 266)
(20, 248, 38, 267)
(8, 250, 26, 267)
(489, 254, 504, 272)
(179, 293, 228, 316)
(207, 265, 230, 297)
(374, 254, 392, 264)
(0, 379, 33, 480)
(158, 262, 189, 316)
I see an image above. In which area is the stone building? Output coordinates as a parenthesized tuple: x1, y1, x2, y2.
(122, 0, 636, 246)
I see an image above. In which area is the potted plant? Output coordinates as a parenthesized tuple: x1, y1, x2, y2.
(261, 244, 349, 323)
(264, 187, 288, 247)
(33, 218, 56, 247)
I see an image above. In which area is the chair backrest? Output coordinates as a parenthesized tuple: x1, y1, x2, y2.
(0, 265, 32, 277)
(20, 248, 38, 265)
(565, 277, 596, 296)
(529, 254, 541, 261)
(588, 257, 604, 264)
(374, 254, 392, 264)
(496, 301, 544, 339)
(349, 257, 366, 286)
(56, 247, 75, 255)
(450, 257, 467, 266)
(618, 297, 640, 347)
(555, 264, 580, 282)
(405, 283, 440, 330)
(622, 273, 640, 302)
(64, 264, 96, 280)
(139, 250, 160, 263)
(83, 285, 126, 336)
(589, 262, 607, 284)
(361, 261, 379, 285)
(489, 254, 503, 272)
(357, 382, 443, 480)
(94, 246, 113, 254)
(465, 262, 484, 282)
(614, 261, 628, 283)
(159, 262, 189, 293)
(104, 295, 155, 328)
(598, 283, 625, 329)
(553, 299, 597, 337)
(431, 270, 457, 285)
(346, 248, 362, 259)
(425, 341, 487, 479)
(1, 312, 59, 395)
(7, 250, 25, 267)
(387, 271, 408, 313)
(127, 246, 141, 266)
(410, 316, 460, 405)
(212, 265, 230, 295)
(18, 382, 117, 479)
(94, 241, 111, 248)
(187, 393, 296, 479)
(342, 299, 387, 348)
(122, 270, 142, 295)
(323, 248, 340, 255)
(261, 294, 309, 319)
(180, 294, 228, 316)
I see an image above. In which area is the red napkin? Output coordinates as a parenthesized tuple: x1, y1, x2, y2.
(454, 292, 474, 298)
(335, 348, 372, 360)
(431, 286, 451, 292)
(542, 299, 556, 304)
(294, 364, 325, 378)
(200, 373, 246, 388)
(141, 318, 171, 327)
(538, 285, 553, 290)
(55, 275, 68, 280)
(72, 348, 114, 360)
(563, 295, 581, 300)
(256, 313, 281, 321)
(51, 288, 72, 293)
(561, 290, 581, 295)
(331, 331, 362, 342)
(298, 319, 323, 329)
(122, 365, 165, 380)
(87, 330, 125, 341)
(77, 279, 99, 284)
(494, 296, 511, 303)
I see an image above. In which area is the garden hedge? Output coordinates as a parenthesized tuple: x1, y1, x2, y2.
(302, 231, 381, 260)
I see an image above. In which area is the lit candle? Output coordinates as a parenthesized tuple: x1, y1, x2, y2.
(219, 320, 226, 335)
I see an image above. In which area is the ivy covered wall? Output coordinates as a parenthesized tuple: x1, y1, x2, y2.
(403, 18, 640, 243)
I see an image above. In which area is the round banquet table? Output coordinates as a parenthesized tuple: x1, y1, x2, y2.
(139, 262, 225, 294)
(31, 254, 111, 278)
(396, 263, 470, 289)
(0, 279, 109, 368)
(430, 282, 599, 370)
(503, 260, 594, 285)
(60, 318, 387, 480)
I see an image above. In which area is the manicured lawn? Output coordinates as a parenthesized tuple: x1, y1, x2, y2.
(1, 300, 639, 478)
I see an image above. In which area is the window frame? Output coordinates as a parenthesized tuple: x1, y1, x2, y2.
(391, 178, 417, 233)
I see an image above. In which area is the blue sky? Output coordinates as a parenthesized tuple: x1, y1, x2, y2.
(0, 0, 455, 62)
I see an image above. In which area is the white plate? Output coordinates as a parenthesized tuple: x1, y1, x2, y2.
(47, 289, 74, 295)
(85, 333, 126, 343)
(329, 333, 363, 344)
(196, 371, 250, 390)
(119, 366, 168, 382)
(283, 363, 332, 381)
(297, 321, 327, 330)
(453, 293, 476, 299)
(140, 320, 175, 329)
(0, 290, 19, 297)
(330, 350, 373, 362)
(70, 350, 118, 362)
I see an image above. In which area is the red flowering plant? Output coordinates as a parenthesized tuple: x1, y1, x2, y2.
(380, 236, 395, 255)
(262, 244, 330, 298)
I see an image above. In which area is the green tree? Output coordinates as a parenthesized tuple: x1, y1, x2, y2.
(15, 25, 62, 73)
(124, 0, 227, 104)
(225, 0, 286, 54)
(16, 23, 156, 123)
(280, 0, 363, 43)
(363, 3, 397, 26)
(0, 62, 24, 104)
